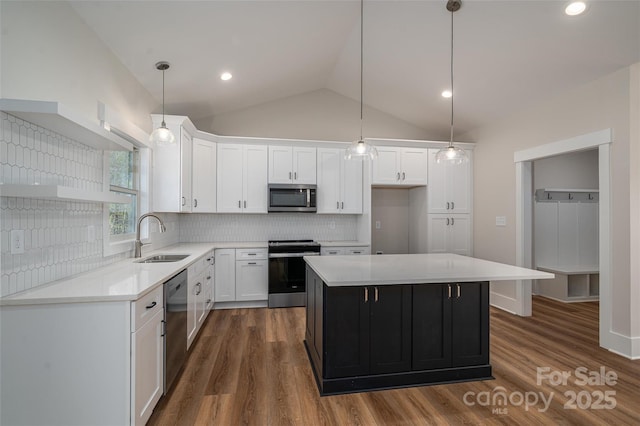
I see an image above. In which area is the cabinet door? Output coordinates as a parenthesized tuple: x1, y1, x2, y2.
(192, 138, 217, 213)
(316, 148, 341, 214)
(214, 249, 236, 302)
(293, 147, 317, 184)
(412, 284, 452, 370)
(451, 282, 489, 367)
(268, 145, 293, 183)
(236, 259, 268, 301)
(369, 285, 412, 374)
(341, 156, 363, 214)
(371, 147, 401, 185)
(243, 145, 268, 213)
(449, 215, 471, 256)
(152, 125, 182, 212)
(427, 149, 448, 213)
(180, 128, 193, 212)
(324, 286, 370, 378)
(427, 215, 450, 253)
(400, 148, 427, 185)
(448, 150, 471, 213)
(131, 308, 164, 426)
(188, 271, 204, 348)
(217, 144, 244, 213)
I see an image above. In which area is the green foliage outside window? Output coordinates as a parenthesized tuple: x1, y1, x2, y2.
(108, 150, 138, 236)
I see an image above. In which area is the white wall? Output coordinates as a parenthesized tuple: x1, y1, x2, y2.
(194, 89, 431, 142)
(465, 64, 639, 354)
(371, 188, 409, 254)
(0, 1, 156, 132)
(533, 150, 599, 190)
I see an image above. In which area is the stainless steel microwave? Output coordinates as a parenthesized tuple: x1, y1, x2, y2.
(268, 184, 317, 213)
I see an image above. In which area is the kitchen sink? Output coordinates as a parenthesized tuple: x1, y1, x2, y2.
(136, 254, 190, 263)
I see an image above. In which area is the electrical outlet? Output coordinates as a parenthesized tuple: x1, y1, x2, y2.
(11, 230, 25, 254)
(375, 221, 381, 229)
(496, 216, 507, 227)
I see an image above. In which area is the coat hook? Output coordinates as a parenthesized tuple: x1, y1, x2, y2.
(547, 192, 552, 200)
(568, 193, 573, 200)
(588, 193, 593, 200)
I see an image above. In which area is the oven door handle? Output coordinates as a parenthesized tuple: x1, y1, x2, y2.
(268, 252, 320, 258)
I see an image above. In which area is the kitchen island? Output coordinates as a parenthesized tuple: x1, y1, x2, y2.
(304, 253, 554, 395)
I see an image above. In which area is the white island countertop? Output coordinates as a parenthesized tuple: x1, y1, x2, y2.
(304, 253, 554, 287)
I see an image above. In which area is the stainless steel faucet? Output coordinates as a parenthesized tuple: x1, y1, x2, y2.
(134, 213, 167, 258)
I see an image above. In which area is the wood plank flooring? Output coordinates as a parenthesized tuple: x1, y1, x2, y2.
(148, 297, 640, 425)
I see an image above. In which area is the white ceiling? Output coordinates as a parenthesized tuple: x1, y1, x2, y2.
(69, 0, 640, 139)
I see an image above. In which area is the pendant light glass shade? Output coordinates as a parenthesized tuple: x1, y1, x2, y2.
(435, 0, 468, 165)
(150, 61, 176, 145)
(345, 139, 378, 160)
(345, 0, 377, 161)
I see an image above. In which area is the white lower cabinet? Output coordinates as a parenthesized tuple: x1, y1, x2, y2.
(131, 307, 164, 426)
(214, 248, 268, 303)
(320, 246, 370, 256)
(427, 214, 471, 256)
(187, 253, 214, 350)
(0, 290, 165, 425)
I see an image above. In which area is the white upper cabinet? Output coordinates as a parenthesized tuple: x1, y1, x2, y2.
(372, 146, 427, 186)
(427, 214, 471, 256)
(268, 145, 316, 184)
(192, 138, 217, 213)
(217, 143, 268, 213)
(152, 117, 194, 212)
(427, 148, 471, 214)
(316, 148, 362, 214)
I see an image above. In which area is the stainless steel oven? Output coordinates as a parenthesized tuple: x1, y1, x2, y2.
(268, 240, 320, 307)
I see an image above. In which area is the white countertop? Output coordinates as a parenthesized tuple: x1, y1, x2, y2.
(304, 253, 555, 287)
(0, 242, 267, 306)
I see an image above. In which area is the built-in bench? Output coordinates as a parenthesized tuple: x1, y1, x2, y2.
(536, 265, 599, 302)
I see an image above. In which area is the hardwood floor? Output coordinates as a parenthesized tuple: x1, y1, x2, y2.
(148, 297, 640, 425)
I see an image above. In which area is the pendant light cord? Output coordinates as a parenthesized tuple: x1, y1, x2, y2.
(162, 68, 166, 125)
(449, 5, 454, 148)
(360, 0, 364, 142)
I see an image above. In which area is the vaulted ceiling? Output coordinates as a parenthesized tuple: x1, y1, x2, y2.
(70, 0, 640, 138)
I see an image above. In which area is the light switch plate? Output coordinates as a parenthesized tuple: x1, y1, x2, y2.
(496, 216, 507, 227)
(11, 230, 25, 254)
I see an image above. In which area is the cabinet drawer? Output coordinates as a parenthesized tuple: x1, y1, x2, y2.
(131, 285, 164, 332)
(346, 247, 370, 255)
(321, 248, 345, 256)
(236, 248, 268, 260)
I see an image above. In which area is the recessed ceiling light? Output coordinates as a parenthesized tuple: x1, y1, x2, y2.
(565, 1, 586, 16)
(441, 90, 452, 98)
(220, 72, 232, 81)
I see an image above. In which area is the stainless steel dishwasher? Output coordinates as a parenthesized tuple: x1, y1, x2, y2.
(164, 269, 188, 393)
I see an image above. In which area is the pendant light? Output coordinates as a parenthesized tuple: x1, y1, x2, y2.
(149, 61, 176, 145)
(345, 0, 377, 160)
(435, 0, 468, 165)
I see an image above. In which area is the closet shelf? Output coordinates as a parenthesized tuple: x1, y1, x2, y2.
(535, 188, 599, 202)
(0, 184, 130, 204)
(0, 99, 133, 152)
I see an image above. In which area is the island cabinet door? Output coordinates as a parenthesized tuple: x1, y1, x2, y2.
(324, 286, 370, 378)
(451, 282, 489, 367)
(369, 285, 412, 374)
(412, 284, 453, 370)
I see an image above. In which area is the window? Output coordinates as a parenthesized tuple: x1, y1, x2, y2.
(108, 149, 139, 240)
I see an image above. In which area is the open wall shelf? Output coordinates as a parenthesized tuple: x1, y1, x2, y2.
(0, 184, 130, 204)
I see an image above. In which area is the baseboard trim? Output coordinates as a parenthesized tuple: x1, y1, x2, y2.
(605, 330, 640, 360)
(490, 291, 519, 315)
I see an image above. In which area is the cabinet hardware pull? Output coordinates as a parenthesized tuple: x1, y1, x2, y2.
(248, 253, 256, 256)
(451, 201, 455, 210)
(397, 172, 401, 181)
(161, 320, 166, 337)
(294, 172, 297, 180)
(451, 217, 455, 225)
(364, 287, 369, 302)
(194, 199, 198, 208)
(207, 276, 212, 280)
(145, 301, 157, 309)
(446, 218, 450, 226)
(182, 197, 186, 206)
(448, 284, 452, 299)
(206, 299, 211, 304)
(456, 284, 461, 298)
(374, 287, 379, 302)
(289, 172, 292, 179)
(244, 200, 247, 208)
(337, 201, 340, 209)
(402, 172, 406, 180)
(238, 200, 241, 208)
(248, 262, 257, 265)
(341, 201, 344, 209)
(446, 201, 450, 210)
